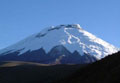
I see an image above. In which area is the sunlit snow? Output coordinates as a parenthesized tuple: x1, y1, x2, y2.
(0, 24, 119, 59)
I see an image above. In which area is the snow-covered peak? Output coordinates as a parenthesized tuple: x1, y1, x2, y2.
(0, 24, 119, 60)
(54, 24, 82, 29)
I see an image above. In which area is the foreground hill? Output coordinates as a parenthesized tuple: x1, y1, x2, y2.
(0, 61, 84, 83)
(58, 51, 120, 83)
(0, 51, 120, 83)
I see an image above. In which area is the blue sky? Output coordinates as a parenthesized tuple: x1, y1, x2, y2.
(0, 0, 120, 49)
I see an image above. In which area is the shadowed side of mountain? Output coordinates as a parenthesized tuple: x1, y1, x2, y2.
(0, 45, 97, 64)
(57, 51, 120, 83)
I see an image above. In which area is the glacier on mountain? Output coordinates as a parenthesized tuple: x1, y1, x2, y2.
(0, 24, 118, 60)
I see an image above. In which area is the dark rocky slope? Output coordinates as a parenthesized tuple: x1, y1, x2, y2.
(58, 51, 120, 83)
(0, 45, 96, 64)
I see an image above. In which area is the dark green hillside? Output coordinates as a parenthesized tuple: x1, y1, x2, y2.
(58, 51, 120, 83)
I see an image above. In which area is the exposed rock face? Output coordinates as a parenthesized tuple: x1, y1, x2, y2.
(0, 45, 96, 64)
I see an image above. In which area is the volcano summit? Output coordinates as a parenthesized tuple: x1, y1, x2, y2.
(0, 24, 118, 64)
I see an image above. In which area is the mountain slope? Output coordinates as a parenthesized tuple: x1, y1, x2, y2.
(0, 24, 118, 64)
(0, 45, 96, 64)
(58, 51, 120, 83)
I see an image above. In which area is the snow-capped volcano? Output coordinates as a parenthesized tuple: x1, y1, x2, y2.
(0, 24, 118, 64)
